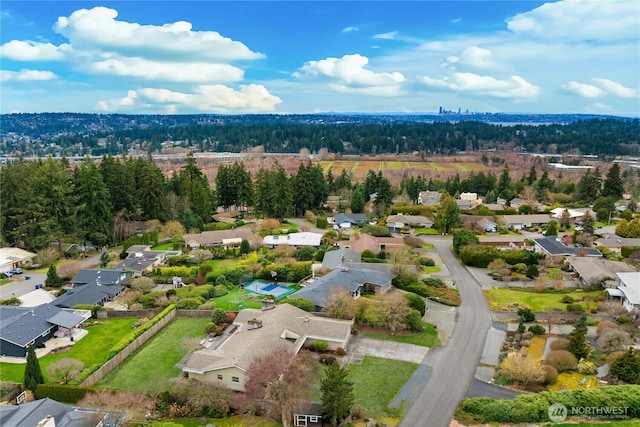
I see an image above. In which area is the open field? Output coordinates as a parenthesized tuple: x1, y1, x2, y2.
(483, 288, 604, 312)
(98, 317, 210, 392)
(348, 356, 419, 419)
(0, 318, 137, 383)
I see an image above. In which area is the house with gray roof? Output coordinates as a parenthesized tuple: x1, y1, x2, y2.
(183, 304, 353, 391)
(332, 213, 367, 228)
(605, 272, 640, 313)
(292, 267, 395, 310)
(0, 304, 89, 357)
(0, 398, 110, 427)
(566, 258, 636, 287)
(502, 214, 551, 230)
(53, 269, 132, 308)
(533, 237, 602, 260)
(386, 214, 433, 232)
(321, 247, 361, 270)
(417, 191, 443, 206)
(119, 245, 182, 275)
(70, 269, 131, 287)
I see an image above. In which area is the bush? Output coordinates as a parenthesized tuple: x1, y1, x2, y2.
(319, 354, 336, 365)
(517, 307, 535, 322)
(35, 384, 93, 403)
(527, 324, 546, 335)
(545, 350, 578, 372)
(175, 297, 204, 309)
(610, 348, 640, 384)
(512, 263, 527, 273)
(525, 264, 539, 279)
(542, 364, 558, 385)
(212, 285, 228, 297)
(211, 308, 228, 325)
(404, 292, 426, 316)
(312, 340, 328, 353)
(336, 347, 347, 356)
(282, 297, 315, 312)
(561, 295, 574, 304)
(316, 217, 328, 229)
(550, 338, 569, 351)
(566, 303, 584, 313)
(418, 257, 435, 267)
(577, 358, 597, 375)
(459, 245, 500, 268)
(404, 310, 425, 332)
(596, 320, 620, 336)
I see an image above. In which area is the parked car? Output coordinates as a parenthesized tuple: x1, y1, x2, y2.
(10, 267, 23, 274)
(2, 271, 13, 278)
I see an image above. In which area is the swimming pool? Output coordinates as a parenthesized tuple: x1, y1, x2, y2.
(243, 279, 295, 300)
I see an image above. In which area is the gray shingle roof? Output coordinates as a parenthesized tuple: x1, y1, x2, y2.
(70, 269, 131, 286)
(333, 213, 367, 225)
(292, 267, 395, 308)
(0, 398, 105, 427)
(1, 305, 62, 347)
(321, 248, 361, 269)
(534, 237, 602, 257)
(52, 283, 125, 308)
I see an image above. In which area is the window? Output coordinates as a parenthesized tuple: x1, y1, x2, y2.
(231, 376, 239, 383)
(217, 374, 223, 380)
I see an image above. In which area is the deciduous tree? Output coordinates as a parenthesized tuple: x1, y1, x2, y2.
(47, 358, 84, 384)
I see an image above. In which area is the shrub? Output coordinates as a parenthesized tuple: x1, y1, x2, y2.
(404, 292, 426, 316)
(418, 257, 436, 266)
(577, 358, 597, 375)
(610, 348, 640, 384)
(597, 328, 632, 353)
(525, 265, 539, 279)
(542, 364, 558, 385)
(512, 263, 527, 273)
(561, 295, 574, 304)
(175, 297, 204, 309)
(316, 217, 328, 229)
(606, 351, 626, 365)
(212, 285, 228, 297)
(528, 324, 546, 335)
(545, 350, 578, 372)
(404, 310, 424, 332)
(596, 320, 619, 336)
(336, 347, 347, 356)
(566, 303, 584, 313)
(211, 308, 228, 325)
(35, 384, 93, 403)
(550, 338, 569, 351)
(319, 354, 336, 365)
(313, 340, 328, 353)
(282, 297, 315, 312)
(459, 245, 499, 268)
(517, 307, 535, 322)
(616, 314, 630, 324)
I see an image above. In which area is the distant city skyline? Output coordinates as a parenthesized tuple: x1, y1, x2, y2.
(1, 1, 639, 115)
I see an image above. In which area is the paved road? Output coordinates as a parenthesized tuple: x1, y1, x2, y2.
(399, 238, 492, 427)
(0, 254, 101, 300)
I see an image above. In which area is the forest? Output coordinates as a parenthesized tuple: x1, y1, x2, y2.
(1, 113, 638, 158)
(0, 149, 633, 253)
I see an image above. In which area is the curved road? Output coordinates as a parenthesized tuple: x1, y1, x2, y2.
(400, 238, 492, 427)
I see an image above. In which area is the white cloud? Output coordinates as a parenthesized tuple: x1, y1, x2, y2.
(420, 72, 539, 99)
(451, 18, 462, 24)
(506, 0, 639, 42)
(0, 40, 69, 61)
(373, 31, 398, 40)
(97, 84, 281, 113)
(1, 69, 57, 81)
(342, 26, 360, 33)
(592, 78, 638, 98)
(85, 56, 244, 83)
(442, 46, 497, 70)
(53, 6, 264, 62)
(293, 54, 404, 95)
(563, 81, 605, 98)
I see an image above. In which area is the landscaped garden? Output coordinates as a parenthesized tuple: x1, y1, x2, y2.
(98, 317, 210, 392)
(483, 288, 604, 312)
(0, 318, 138, 383)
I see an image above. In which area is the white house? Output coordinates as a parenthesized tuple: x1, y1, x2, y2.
(263, 232, 323, 248)
(611, 272, 640, 312)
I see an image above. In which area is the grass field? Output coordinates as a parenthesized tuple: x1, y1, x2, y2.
(422, 266, 441, 274)
(361, 323, 440, 347)
(169, 416, 282, 427)
(0, 318, 137, 384)
(319, 160, 486, 176)
(483, 288, 604, 312)
(98, 317, 210, 392)
(151, 242, 174, 250)
(348, 356, 419, 419)
(210, 288, 264, 310)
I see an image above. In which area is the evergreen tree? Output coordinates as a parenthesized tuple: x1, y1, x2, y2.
(24, 345, 44, 391)
(74, 157, 113, 243)
(601, 163, 624, 200)
(497, 165, 512, 195)
(526, 165, 537, 186)
(240, 239, 251, 255)
(610, 348, 640, 384)
(138, 155, 168, 221)
(334, 169, 351, 191)
(373, 172, 394, 217)
(321, 362, 354, 427)
(350, 187, 365, 213)
(545, 220, 559, 236)
(99, 246, 110, 268)
(45, 264, 63, 288)
(582, 211, 595, 235)
(575, 167, 602, 203)
(567, 314, 590, 360)
(438, 195, 461, 234)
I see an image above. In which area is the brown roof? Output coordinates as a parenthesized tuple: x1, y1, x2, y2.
(337, 234, 406, 253)
(184, 228, 255, 246)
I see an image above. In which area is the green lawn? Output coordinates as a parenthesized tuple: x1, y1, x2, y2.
(0, 278, 11, 286)
(348, 356, 419, 419)
(415, 228, 440, 235)
(169, 416, 283, 427)
(98, 317, 210, 392)
(483, 288, 604, 312)
(422, 266, 441, 274)
(361, 323, 440, 347)
(211, 288, 264, 310)
(151, 242, 174, 250)
(0, 318, 137, 384)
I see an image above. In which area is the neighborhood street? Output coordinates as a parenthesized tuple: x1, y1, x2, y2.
(399, 237, 493, 427)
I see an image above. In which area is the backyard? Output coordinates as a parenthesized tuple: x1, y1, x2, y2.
(98, 317, 210, 392)
(0, 318, 137, 384)
(483, 288, 604, 312)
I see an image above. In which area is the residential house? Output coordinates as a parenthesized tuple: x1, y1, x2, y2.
(117, 245, 181, 275)
(336, 233, 406, 253)
(52, 269, 132, 308)
(331, 213, 367, 228)
(566, 258, 636, 287)
(605, 272, 640, 312)
(0, 304, 90, 357)
(550, 207, 593, 224)
(533, 237, 602, 261)
(263, 232, 323, 249)
(482, 202, 506, 212)
(455, 199, 473, 211)
(509, 198, 524, 209)
(183, 228, 255, 249)
(320, 247, 416, 276)
(0, 247, 36, 275)
(182, 304, 353, 391)
(596, 233, 640, 253)
(460, 192, 478, 202)
(386, 214, 433, 232)
(502, 214, 551, 230)
(477, 218, 498, 233)
(461, 215, 497, 232)
(292, 267, 395, 310)
(417, 191, 443, 206)
(0, 398, 110, 427)
(478, 236, 526, 248)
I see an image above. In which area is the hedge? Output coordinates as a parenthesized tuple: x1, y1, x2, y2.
(157, 266, 196, 278)
(106, 304, 176, 360)
(621, 246, 640, 258)
(458, 385, 640, 424)
(35, 384, 95, 403)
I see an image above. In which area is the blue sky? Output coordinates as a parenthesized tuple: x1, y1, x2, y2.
(1, 1, 639, 115)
